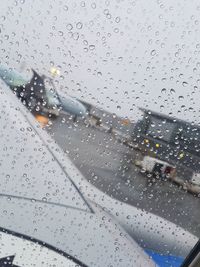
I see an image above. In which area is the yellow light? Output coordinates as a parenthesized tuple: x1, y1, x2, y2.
(179, 153, 184, 159)
(155, 143, 160, 148)
(144, 139, 149, 143)
(50, 67, 60, 77)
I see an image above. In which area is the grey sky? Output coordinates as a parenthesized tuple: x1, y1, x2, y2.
(1, 0, 200, 123)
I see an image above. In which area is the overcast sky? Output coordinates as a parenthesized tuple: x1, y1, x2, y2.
(1, 0, 200, 123)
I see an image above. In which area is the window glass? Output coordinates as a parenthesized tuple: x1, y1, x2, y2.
(0, 1, 199, 266)
(147, 117, 175, 141)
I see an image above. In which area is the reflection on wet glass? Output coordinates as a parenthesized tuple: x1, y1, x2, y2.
(0, 0, 199, 266)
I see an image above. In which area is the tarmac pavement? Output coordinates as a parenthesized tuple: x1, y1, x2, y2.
(46, 115, 200, 237)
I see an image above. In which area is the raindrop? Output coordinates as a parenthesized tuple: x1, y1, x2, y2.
(89, 44, 95, 50)
(73, 32, 79, 40)
(97, 72, 102, 77)
(106, 13, 111, 19)
(66, 24, 73, 31)
(91, 2, 96, 9)
(115, 17, 121, 23)
(151, 49, 156, 56)
(170, 88, 175, 94)
(182, 81, 188, 87)
(63, 5, 68, 11)
(76, 22, 83, 29)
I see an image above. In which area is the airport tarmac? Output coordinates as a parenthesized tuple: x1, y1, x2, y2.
(46, 115, 200, 237)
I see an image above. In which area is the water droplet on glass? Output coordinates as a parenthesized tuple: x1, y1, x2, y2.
(97, 72, 102, 77)
(115, 17, 120, 23)
(76, 22, 83, 29)
(151, 49, 156, 56)
(182, 81, 188, 87)
(66, 24, 73, 31)
(91, 2, 96, 9)
(89, 44, 95, 50)
(63, 5, 68, 11)
(161, 88, 167, 93)
(170, 88, 175, 94)
(73, 32, 79, 40)
(58, 31, 64, 36)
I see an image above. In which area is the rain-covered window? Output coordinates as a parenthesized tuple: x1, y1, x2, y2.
(147, 117, 175, 141)
(0, 0, 199, 266)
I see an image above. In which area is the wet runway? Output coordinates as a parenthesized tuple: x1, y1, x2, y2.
(47, 115, 200, 237)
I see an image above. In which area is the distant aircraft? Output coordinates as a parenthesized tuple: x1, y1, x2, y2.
(0, 65, 87, 118)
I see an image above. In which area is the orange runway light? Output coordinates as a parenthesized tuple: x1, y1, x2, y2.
(35, 114, 49, 127)
(121, 119, 130, 125)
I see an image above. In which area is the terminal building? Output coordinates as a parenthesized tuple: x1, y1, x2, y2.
(80, 99, 135, 137)
(132, 108, 200, 181)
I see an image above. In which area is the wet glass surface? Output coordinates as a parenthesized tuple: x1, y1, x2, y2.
(0, 0, 199, 266)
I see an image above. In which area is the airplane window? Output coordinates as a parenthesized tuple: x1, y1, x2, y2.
(0, 0, 199, 267)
